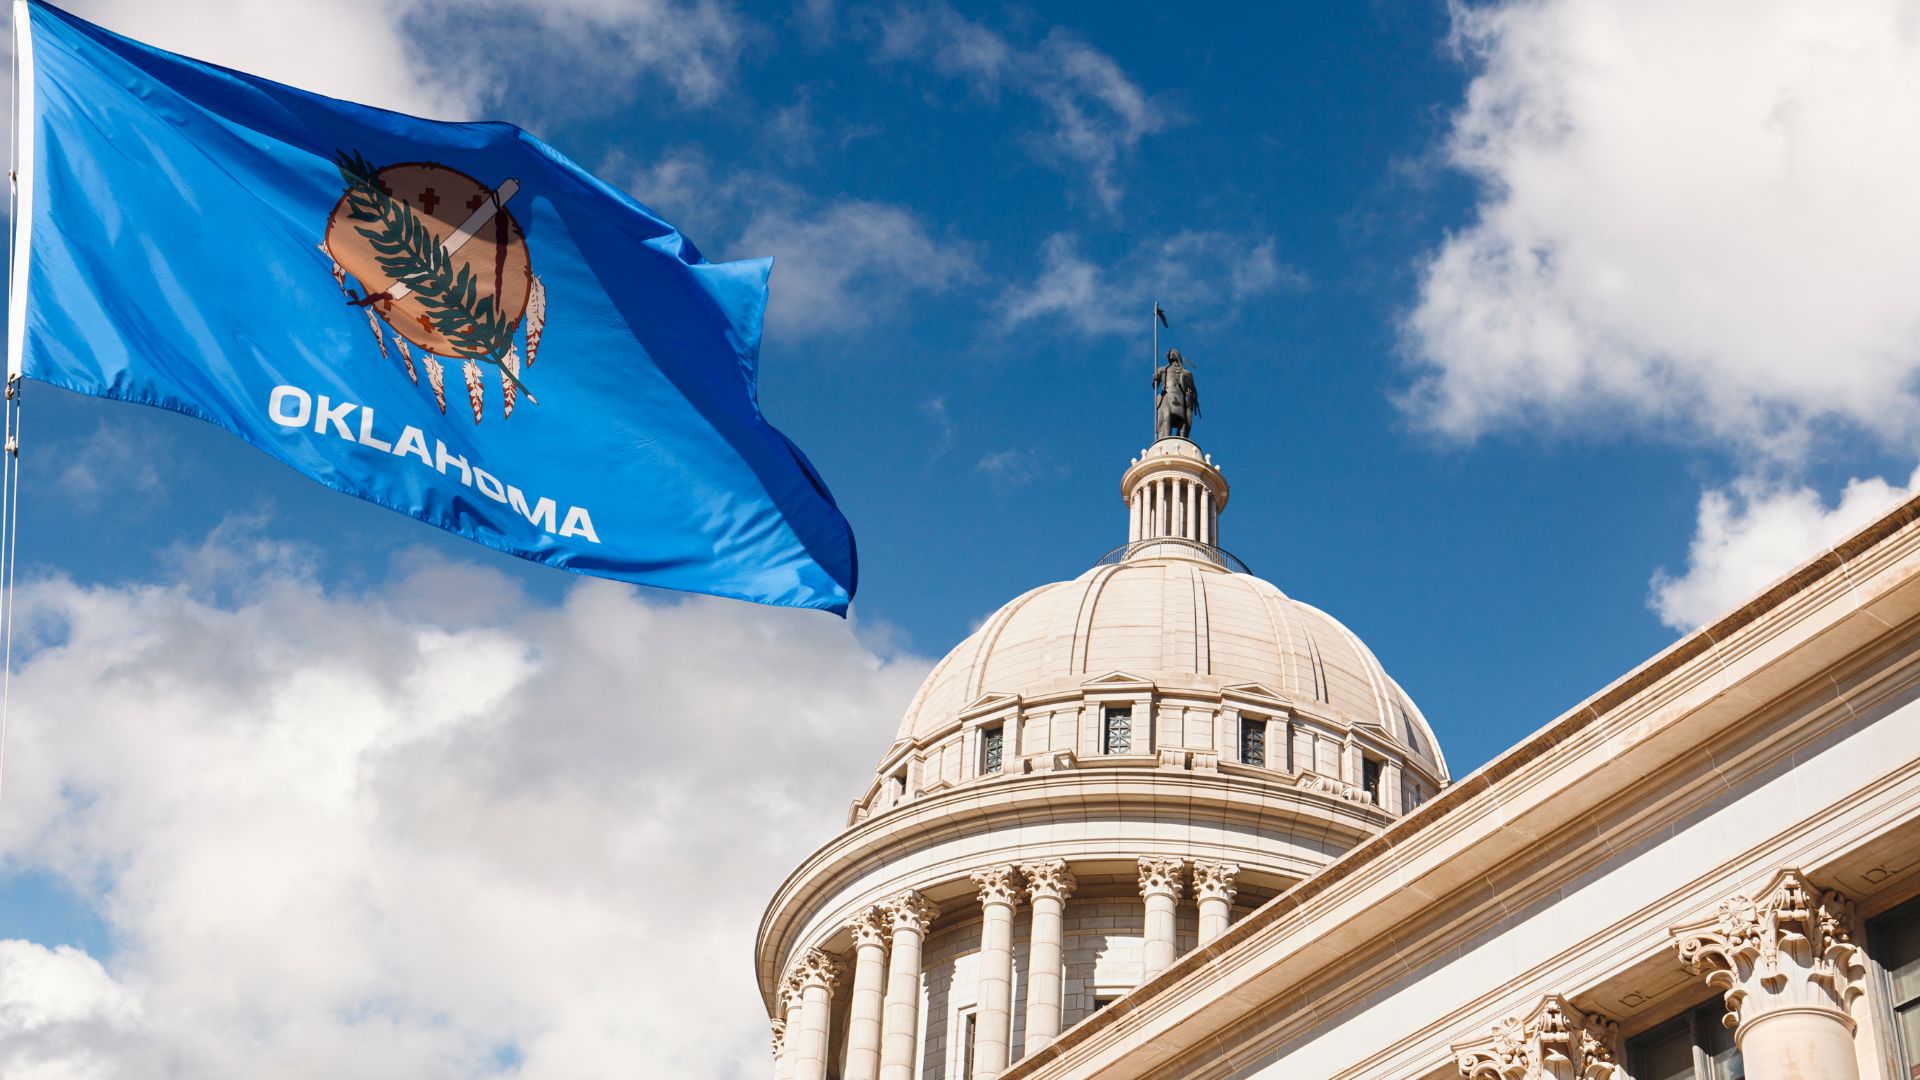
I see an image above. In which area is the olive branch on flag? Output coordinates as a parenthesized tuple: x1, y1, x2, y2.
(333, 150, 537, 407)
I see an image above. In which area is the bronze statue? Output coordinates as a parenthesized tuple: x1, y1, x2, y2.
(1153, 348, 1199, 440)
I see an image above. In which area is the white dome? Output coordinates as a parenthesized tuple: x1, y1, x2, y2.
(889, 553, 1447, 780)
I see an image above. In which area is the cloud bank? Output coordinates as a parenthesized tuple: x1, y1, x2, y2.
(1406, 0, 1920, 462)
(1412, 0, 1920, 632)
(0, 528, 927, 1078)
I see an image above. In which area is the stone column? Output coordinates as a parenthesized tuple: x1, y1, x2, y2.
(1671, 868, 1866, 1080)
(1019, 859, 1077, 1055)
(785, 948, 844, 1080)
(1138, 857, 1186, 981)
(1450, 994, 1619, 1080)
(776, 976, 807, 1080)
(879, 890, 937, 1080)
(1191, 861, 1239, 946)
(972, 865, 1023, 1080)
(843, 908, 890, 1080)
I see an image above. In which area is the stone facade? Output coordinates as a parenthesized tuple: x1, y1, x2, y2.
(756, 436, 1920, 1080)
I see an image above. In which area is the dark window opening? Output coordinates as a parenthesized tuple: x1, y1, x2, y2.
(1102, 707, 1132, 755)
(1871, 895, 1920, 1078)
(981, 725, 1004, 775)
(1626, 1000, 1743, 1080)
(1361, 756, 1383, 805)
(963, 1011, 977, 1079)
(1240, 717, 1266, 767)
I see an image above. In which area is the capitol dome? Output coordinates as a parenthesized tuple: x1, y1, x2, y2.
(890, 556, 1444, 777)
(757, 431, 1451, 1080)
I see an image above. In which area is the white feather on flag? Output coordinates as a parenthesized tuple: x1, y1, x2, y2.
(501, 345, 520, 418)
(363, 307, 388, 361)
(395, 339, 417, 385)
(463, 359, 485, 424)
(525, 275, 547, 367)
(424, 357, 447, 414)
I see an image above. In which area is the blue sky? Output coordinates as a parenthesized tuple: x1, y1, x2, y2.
(8, 1, 1920, 1076)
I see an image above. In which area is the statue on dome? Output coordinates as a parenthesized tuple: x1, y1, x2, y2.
(1153, 348, 1200, 440)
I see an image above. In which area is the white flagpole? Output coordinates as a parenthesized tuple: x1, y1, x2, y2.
(1, 0, 35, 797)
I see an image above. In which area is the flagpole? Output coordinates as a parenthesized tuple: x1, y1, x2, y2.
(1, 0, 35, 797)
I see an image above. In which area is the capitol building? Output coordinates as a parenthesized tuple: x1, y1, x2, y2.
(756, 428, 1920, 1080)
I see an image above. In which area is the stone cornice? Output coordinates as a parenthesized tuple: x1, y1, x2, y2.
(999, 491, 1920, 1079)
(1451, 995, 1618, 1080)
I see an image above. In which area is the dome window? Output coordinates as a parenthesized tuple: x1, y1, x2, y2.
(1239, 716, 1267, 768)
(1361, 756, 1384, 805)
(981, 724, 1005, 775)
(1102, 707, 1133, 755)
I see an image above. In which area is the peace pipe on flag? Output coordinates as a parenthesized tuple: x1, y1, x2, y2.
(6, 0, 857, 613)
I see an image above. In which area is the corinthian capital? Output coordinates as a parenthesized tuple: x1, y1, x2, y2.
(847, 906, 890, 950)
(786, 946, 844, 995)
(1138, 856, 1186, 899)
(883, 889, 938, 936)
(1670, 867, 1865, 1032)
(1192, 860, 1240, 903)
(1451, 994, 1619, 1080)
(770, 1017, 787, 1057)
(1019, 859, 1077, 903)
(779, 968, 809, 1014)
(971, 864, 1024, 907)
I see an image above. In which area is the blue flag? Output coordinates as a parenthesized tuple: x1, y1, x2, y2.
(8, 1, 857, 613)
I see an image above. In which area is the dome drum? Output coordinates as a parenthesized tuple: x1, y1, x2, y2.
(851, 675, 1444, 828)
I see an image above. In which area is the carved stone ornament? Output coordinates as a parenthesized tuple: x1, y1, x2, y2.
(1192, 860, 1241, 904)
(1295, 770, 1369, 804)
(779, 967, 809, 1014)
(1670, 867, 1866, 1032)
(1451, 994, 1619, 1080)
(847, 906, 891, 950)
(1020, 859, 1077, 903)
(972, 864, 1025, 907)
(770, 1017, 787, 1056)
(884, 890, 939, 936)
(1138, 856, 1187, 899)
(787, 947, 844, 995)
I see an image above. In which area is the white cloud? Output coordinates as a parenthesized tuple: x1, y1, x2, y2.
(742, 200, 975, 337)
(974, 446, 1064, 490)
(0, 941, 146, 1077)
(1404, 0, 1920, 461)
(608, 149, 974, 339)
(870, 6, 1170, 210)
(59, 0, 750, 119)
(50, 422, 167, 514)
(1649, 467, 1920, 631)
(1003, 232, 1305, 339)
(0, 526, 928, 1078)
